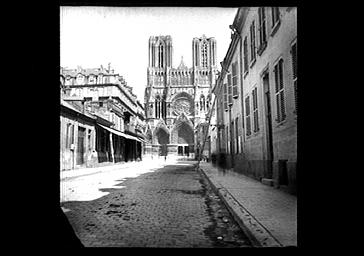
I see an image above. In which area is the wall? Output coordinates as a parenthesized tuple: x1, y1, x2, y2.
(216, 7, 297, 194)
(60, 113, 97, 171)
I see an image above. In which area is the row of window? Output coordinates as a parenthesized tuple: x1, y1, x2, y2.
(64, 123, 93, 152)
(244, 41, 297, 137)
(224, 116, 241, 155)
(62, 75, 114, 86)
(223, 7, 282, 110)
(220, 40, 297, 151)
(244, 7, 281, 75)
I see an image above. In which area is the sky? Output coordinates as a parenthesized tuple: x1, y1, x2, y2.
(60, 7, 238, 101)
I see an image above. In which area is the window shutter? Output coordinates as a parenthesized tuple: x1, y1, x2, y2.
(253, 88, 259, 132)
(280, 90, 286, 120)
(278, 59, 284, 91)
(276, 93, 281, 122)
(258, 7, 266, 46)
(274, 59, 286, 122)
(245, 96, 250, 116)
(250, 21, 256, 62)
(228, 74, 233, 105)
(291, 42, 297, 113)
(294, 80, 297, 113)
(244, 37, 249, 72)
(232, 62, 239, 98)
(272, 7, 280, 27)
(274, 65, 279, 93)
(292, 43, 297, 79)
(245, 96, 251, 136)
(223, 83, 228, 111)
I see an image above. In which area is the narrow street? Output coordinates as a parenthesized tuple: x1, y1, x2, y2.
(60, 159, 252, 247)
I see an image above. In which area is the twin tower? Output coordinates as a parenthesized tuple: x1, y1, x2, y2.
(144, 34, 218, 157)
(148, 35, 217, 68)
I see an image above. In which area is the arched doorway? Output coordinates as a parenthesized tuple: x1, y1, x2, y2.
(171, 117, 194, 157)
(156, 128, 169, 145)
(155, 128, 169, 156)
(177, 122, 194, 156)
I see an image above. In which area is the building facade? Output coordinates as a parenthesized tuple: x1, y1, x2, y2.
(60, 65, 146, 171)
(144, 35, 218, 158)
(213, 7, 297, 194)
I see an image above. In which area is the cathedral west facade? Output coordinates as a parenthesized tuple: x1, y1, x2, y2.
(144, 35, 218, 157)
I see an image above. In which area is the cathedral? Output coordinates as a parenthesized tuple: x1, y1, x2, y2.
(144, 34, 218, 157)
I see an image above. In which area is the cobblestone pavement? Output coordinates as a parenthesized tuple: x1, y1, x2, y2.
(61, 160, 252, 247)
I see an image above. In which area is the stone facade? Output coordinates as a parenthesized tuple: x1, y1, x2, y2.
(144, 35, 218, 158)
(60, 65, 147, 170)
(213, 7, 297, 194)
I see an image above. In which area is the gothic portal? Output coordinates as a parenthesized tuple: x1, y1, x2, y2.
(144, 35, 218, 157)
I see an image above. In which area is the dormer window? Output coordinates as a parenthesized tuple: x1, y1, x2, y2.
(77, 74, 84, 85)
(89, 75, 95, 84)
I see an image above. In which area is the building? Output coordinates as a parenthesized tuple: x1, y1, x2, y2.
(213, 7, 297, 194)
(60, 65, 146, 170)
(144, 35, 218, 158)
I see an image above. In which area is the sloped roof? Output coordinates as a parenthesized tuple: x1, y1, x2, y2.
(61, 67, 117, 77)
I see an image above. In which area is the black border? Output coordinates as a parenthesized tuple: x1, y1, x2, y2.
(17, 0, 326, 251)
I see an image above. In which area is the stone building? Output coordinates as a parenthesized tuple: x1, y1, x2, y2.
(60, 65, 146, 170)
(213, 7, 297, 194)
(144, 35, 218, 158)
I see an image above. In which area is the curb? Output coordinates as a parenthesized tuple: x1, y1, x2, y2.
(197, 164, 283, 247)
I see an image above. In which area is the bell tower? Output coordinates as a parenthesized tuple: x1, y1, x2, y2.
(192, 34, 217, 68)
(148, 35, 173, 69)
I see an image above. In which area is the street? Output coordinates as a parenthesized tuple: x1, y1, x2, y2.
(60, 159, 252, 247)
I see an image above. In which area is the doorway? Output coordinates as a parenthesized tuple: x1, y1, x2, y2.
(178, 146, 183, 156)
(76, 127, 86, 165)
(263, 72, 274, 178)
(184, 146, 189, 156)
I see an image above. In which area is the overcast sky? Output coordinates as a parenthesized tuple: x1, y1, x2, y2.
(60, 6, 238, 101)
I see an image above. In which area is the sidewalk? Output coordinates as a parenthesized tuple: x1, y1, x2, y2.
(60, 161, 144, 181)
(60, 155, 185, 181)
(198, 162, 297, 247)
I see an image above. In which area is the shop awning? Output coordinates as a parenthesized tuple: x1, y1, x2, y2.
(98, 124, 141, 142)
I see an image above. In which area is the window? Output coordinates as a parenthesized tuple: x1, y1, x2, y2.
(200, 95, 205, 111)
(274, 59, 286, 122)
(159, 43, 164, 68)
(77, 75, 84, 84)
(250, 21, 256, 64)
(155, 96, 160, 118)
(227, 74, 233, 106)
(202, 42, 208, 67)
(252, 87, 259, 132)
(271, 7, 280, 28)
(243, 37, 249, 74)
(232, 62, 239, 98)
(245, 96, 251, 136)
(89, 75, 95, 84)
(223, 83, 228, 111)
(258, 7, 267, 54)
(88, 129, 92, 151)
(66, 123, 74, 149)
(291, 41, 297, 113)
